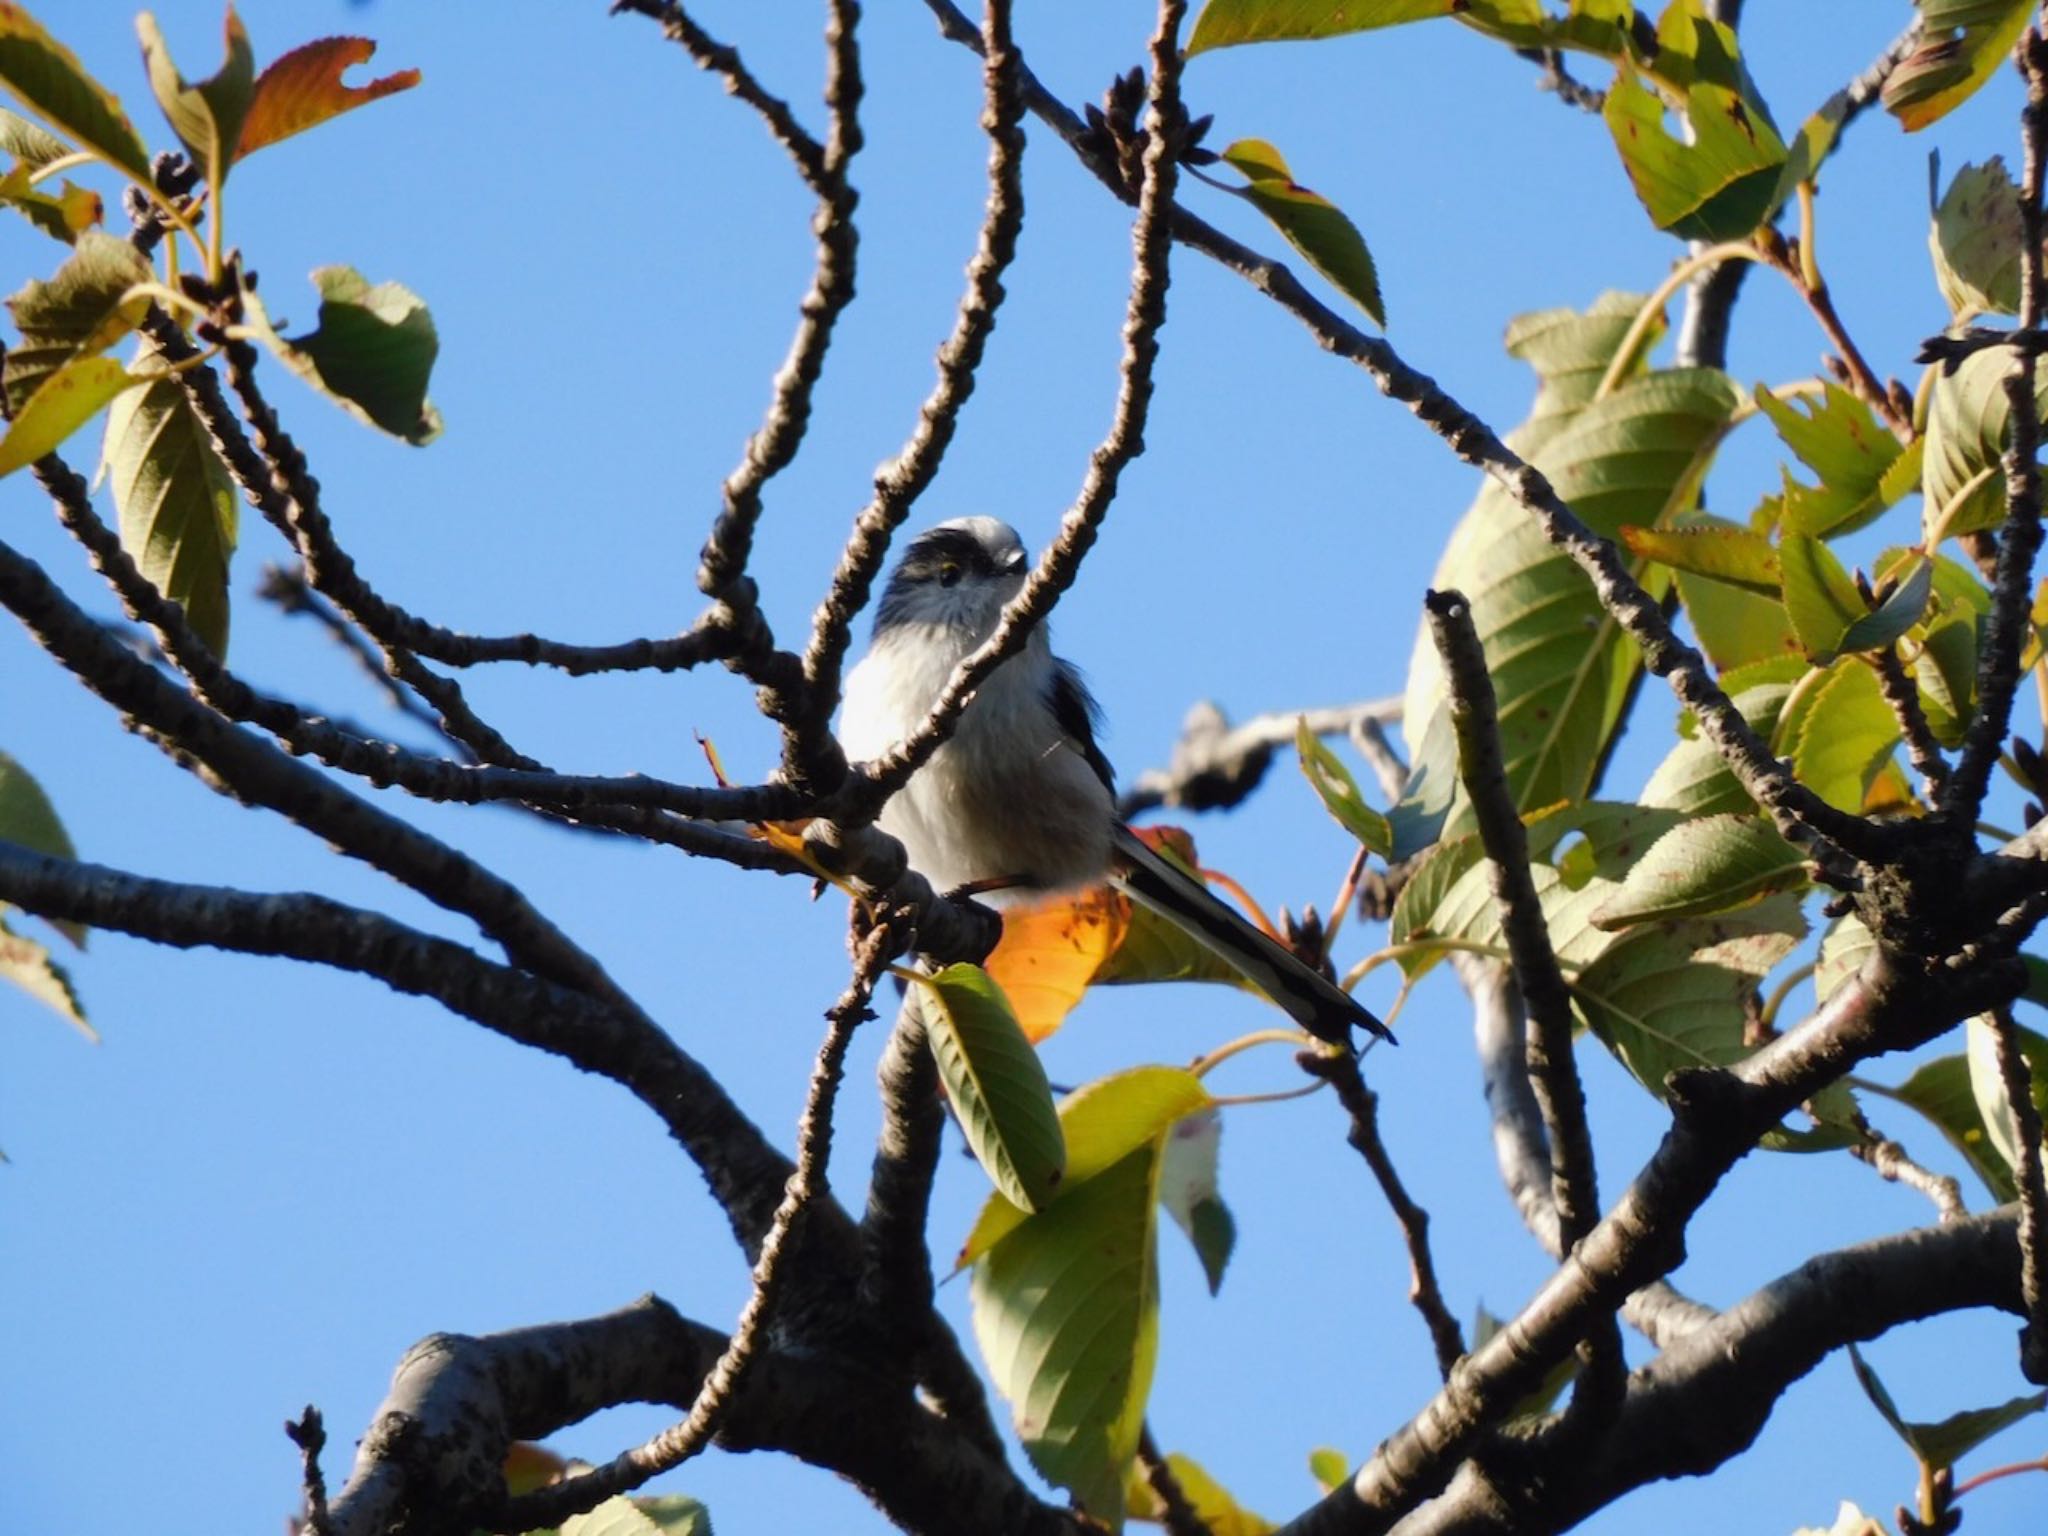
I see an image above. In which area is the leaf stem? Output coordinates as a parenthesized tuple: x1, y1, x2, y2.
(1187, 1027, 1316, 1079)
(1595, 241, 1760, 401)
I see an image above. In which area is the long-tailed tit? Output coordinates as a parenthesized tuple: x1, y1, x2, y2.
(839, 516, 1390, 1047)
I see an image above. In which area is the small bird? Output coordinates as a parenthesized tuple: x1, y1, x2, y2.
(838, 516, 1391, 1047)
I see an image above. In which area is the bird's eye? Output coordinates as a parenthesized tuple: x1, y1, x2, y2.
(937, 562, 962, 587)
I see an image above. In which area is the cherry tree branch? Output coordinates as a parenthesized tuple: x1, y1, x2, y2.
(1117, 697, 1402, 820)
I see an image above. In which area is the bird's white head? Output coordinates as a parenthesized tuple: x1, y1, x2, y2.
(873, 516, 1028, 640)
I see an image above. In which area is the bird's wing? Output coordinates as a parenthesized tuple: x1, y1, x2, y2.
(1109, 824, 1393, 1046)
(1047, 659, 1115, 792)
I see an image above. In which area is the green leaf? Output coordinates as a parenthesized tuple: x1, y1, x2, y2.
(1870, 1052, 2018, 1201)
(972, 1142, 1162, 1525)
(1620, 520, 1779, 595)
(101, 344, 239, 657)
(1307, 1447, 1350, 1494)
(1403, 359, 1740, 818)
(1387, 701, 1457, 861)
(1125, 1451, 1276, 1536)
(0, 2, 151, 180)
(1673, 538, 1800, 673)
(2, 230, 151, 414)
(1503, 290, 1659, 436)
(917, 964, 1066, 1213)
(560, 1493, 714, 1536)
(1640, 683, 1789, 816)
(958, 1065, 1213, 1269)
(0, 747, 83, 943)
(1965, 1012, 2048, 1179)
(1923, 347, 2048, 540)
(0, 908, 89, 1035)
(1093, 900, 1261, 993)
(1574, 895, 1807, 1101)
(1185, 0, 1543, 54)
(1778, 534, 1866, 663)
(1839, 555, 1932, 655)
(0, 102, 67, 167)
(135, 7, 254, 185)
(233, 35, 420, 161)
(1591, 813, 1806, 928)
(1295, 717, 1391, 856)
(0, 354, 141, 476)
(1755, 383, 1908, 539)
(0, 163, 102, 243)
(1158, 1107, 1234, 1295)
(1603, 7, 1787, 243)
(1847, 1341, 2047, 1473)
(1933, 157, 2031, 319)
(1813, 912, 1877, 1005)
(1780, 660, 1899, 814)
(1218, 139, 1383, 324)
(1883, 0, 2035, 132)
(242, 267, 441, 443)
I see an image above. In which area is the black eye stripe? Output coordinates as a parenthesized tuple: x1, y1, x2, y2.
(898, 527, 1015, 583)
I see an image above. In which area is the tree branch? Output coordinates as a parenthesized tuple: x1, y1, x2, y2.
(1116, 697, 1402, 820)
(800, 0, 1028, 740)
(1989, 1005, 2048, 1381)
(0, 841, 803, 1252)
(1391, 1210, 2026, 1536)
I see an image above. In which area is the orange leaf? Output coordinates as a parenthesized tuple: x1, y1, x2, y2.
(985, 887, 1130, 1043)
(234, 36, 418, 161)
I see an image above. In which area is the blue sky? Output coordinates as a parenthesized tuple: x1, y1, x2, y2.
(3, 3, 2045, 1533)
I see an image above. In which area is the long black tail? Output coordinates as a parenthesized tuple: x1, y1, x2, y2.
(1109, 825, 1394, 1047)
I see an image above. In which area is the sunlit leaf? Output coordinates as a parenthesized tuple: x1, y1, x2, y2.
(1640, 683, 1788, 817)
(1780, 660, 1899, 814)
(972, 1142, 1162, 1524)
(1403, 352, 1739, 817)
(242, 268, 441, 443)
(985, 886, 1130, 1043)
(0, 163, 101, 243)
(1603, 7, 1786, 244)
(1839, 555, 1932, 655)
(1778, 534, 1865, 663)
(101, 342, 239, 657)
(1388, 701, 1457, 861)
(1219, 139, 1383, 324)
(1295, 717, 1391, 856)
(958, 1065, 1213, 1269)
(1307, 1447, 1350, 1494)
(0, 102, 66, 167)
(1923, 347, 2048, 540)
(1755, 383, 1907, 539)
(1126, 1450, 1276, 1536)
(559, 1493, 713, 1536)
(136, 7, 253, 183)
(0, 2, 150, 180)
(235, 34, 419, 161)
(1591, 813, 1806, 928)
(1620, 520, 1778, 594)
(1964, 1012, 2048, 1179)
(0, 748, 83, 949)
(1574, 894, 1806, 1101)
(2, 231, 150, 413)
(0, 354, 141, 476)
(0, 908, 89, 1034)
(918, 964, 1066, 1213)
(1158, 1107, 1234, 1295)
(1883, 0, 2034, 132)
(1185, 0, 1545, 55)
(1848, 1341, 2047, 1474)
(1933, 157, 2032, 319)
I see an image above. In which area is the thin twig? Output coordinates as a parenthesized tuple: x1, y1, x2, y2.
(1875, 644, 1952, 802)
(609, 0, 833, 193)
(498, 916, 898, 1527)
(1117, 697, 1402, 819)
(800, 0, 1028, 741)
(1299, 1049, 1466, 1380)
(845, 5, 1185, 816)
(1849, 1116, 1968, 1223)
(1989, 1004, 2048, 1382)
(1425, 589, 1620, 1413)
(1947, 28, 2048, 826)
(285, 1407, 331, 1536)
(1512, 47, 1604, 114)
(1137, 1424, 1217, 1536)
